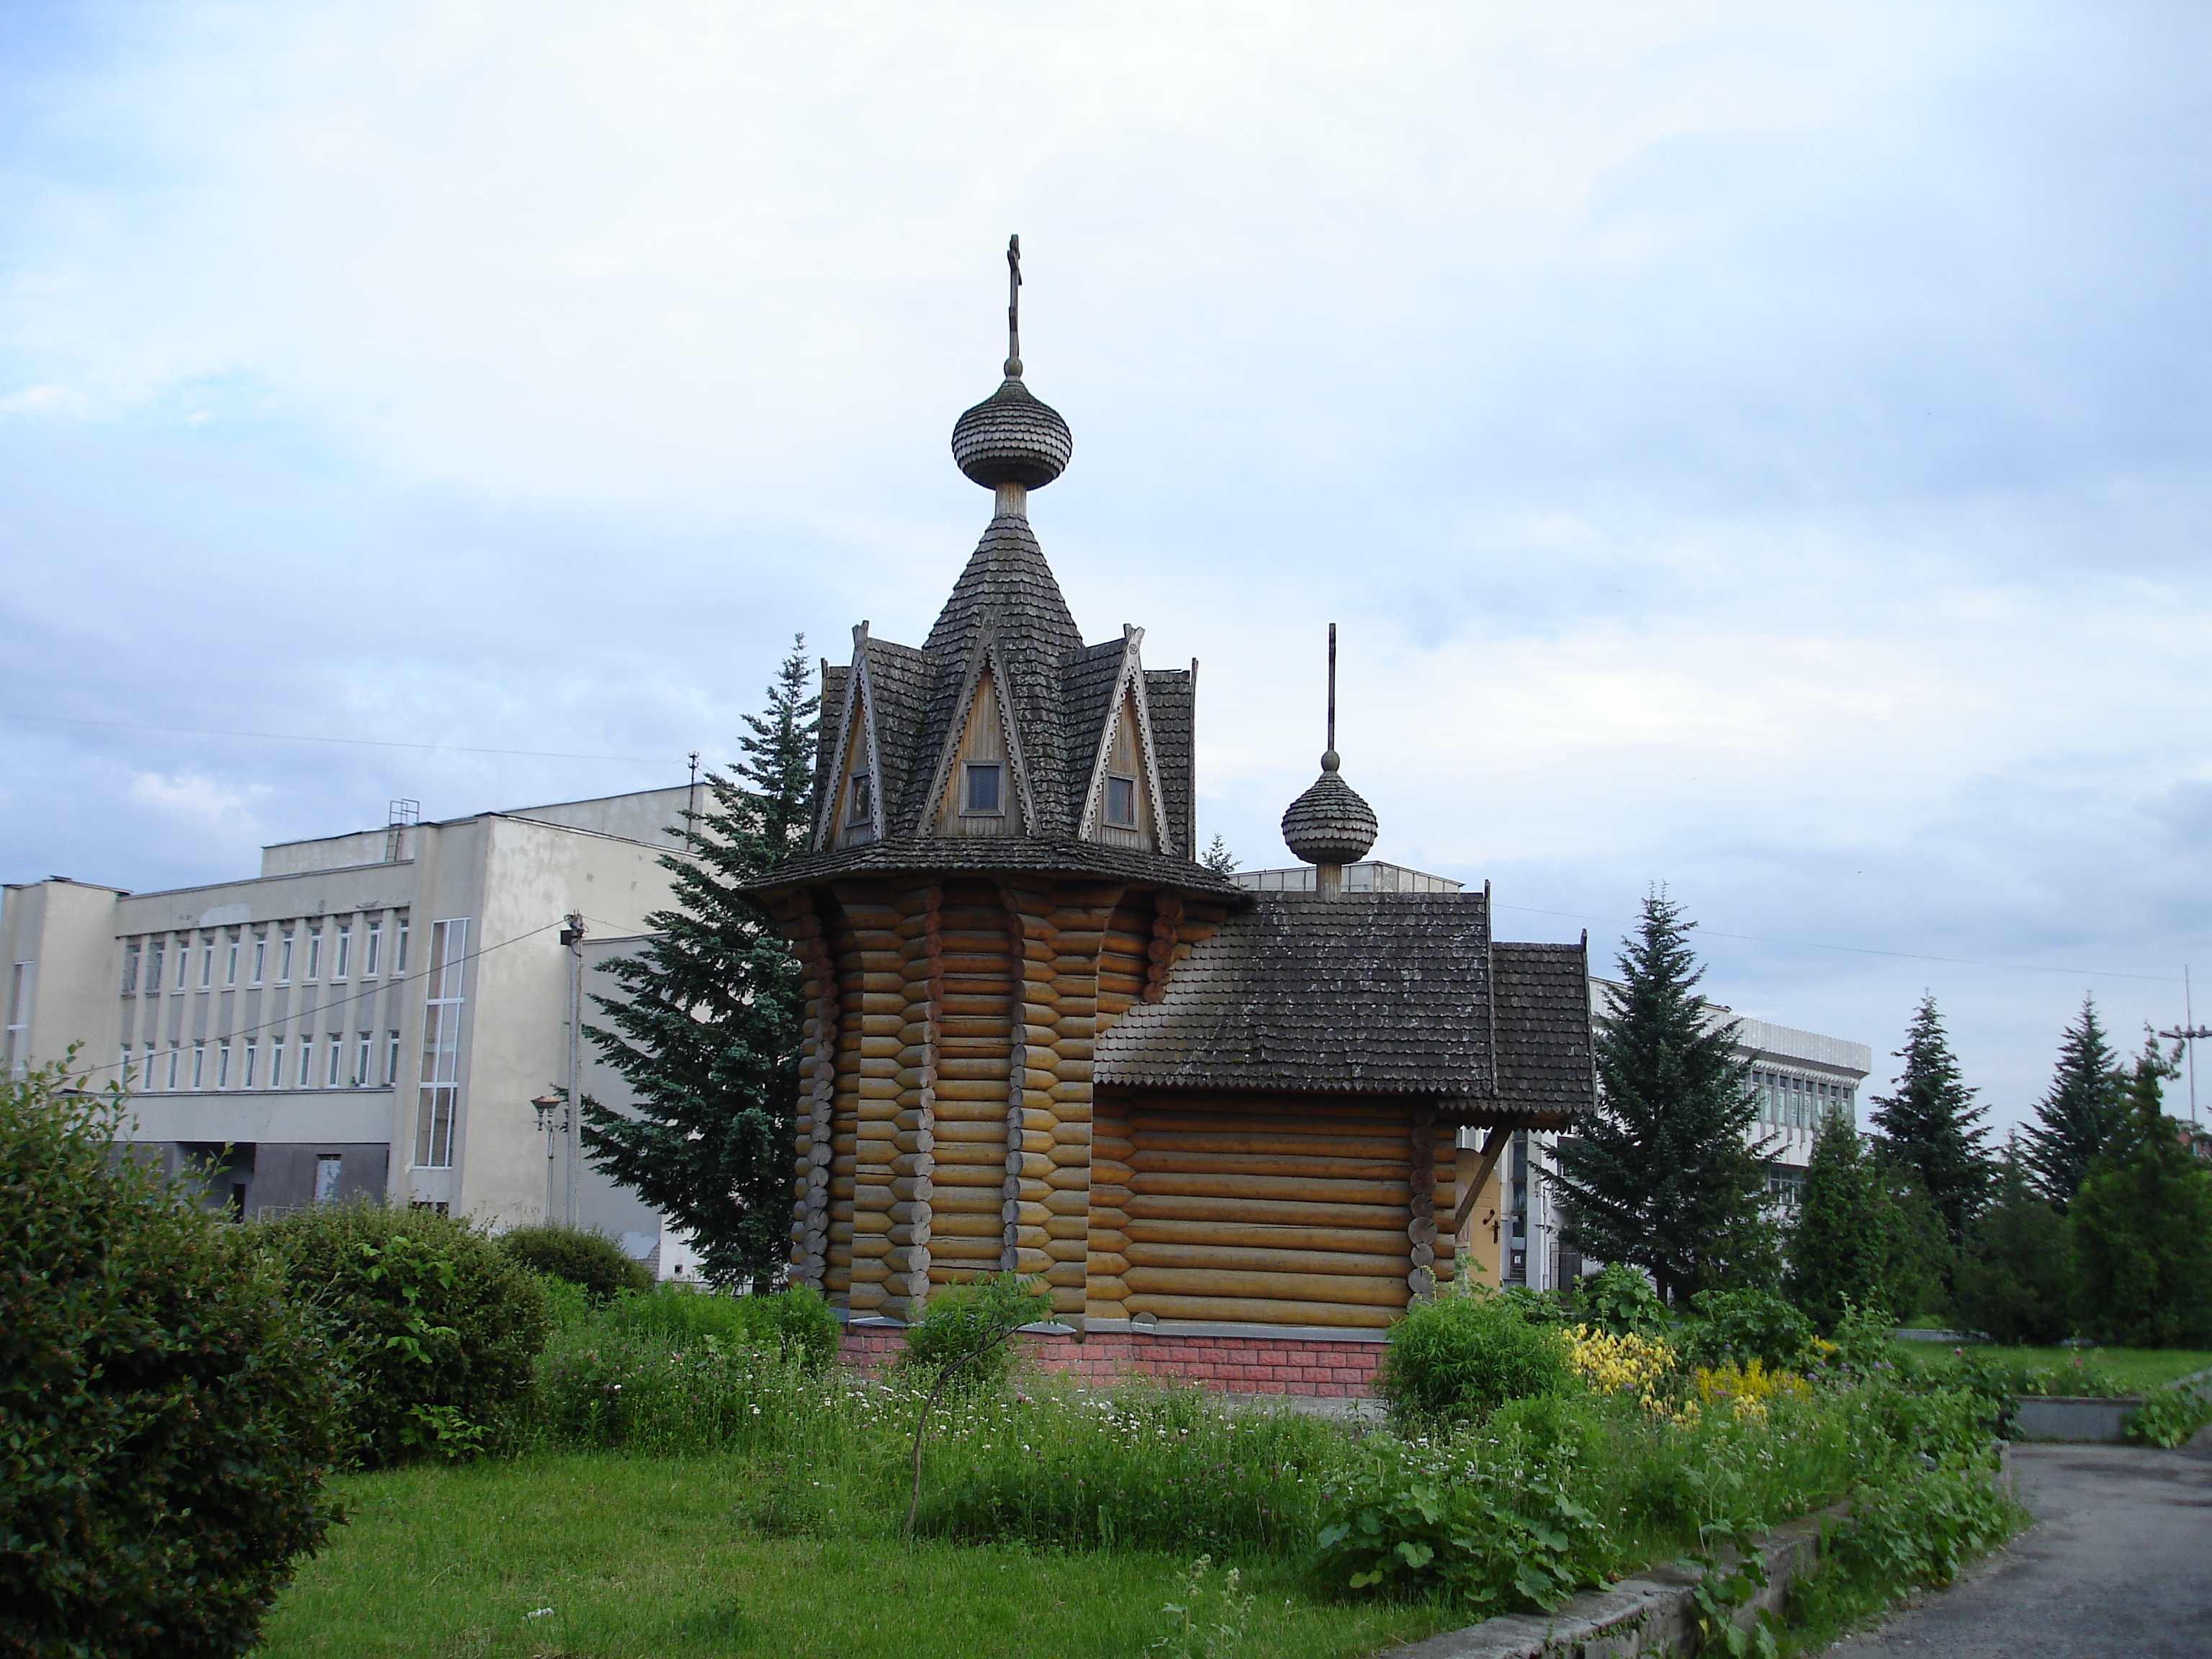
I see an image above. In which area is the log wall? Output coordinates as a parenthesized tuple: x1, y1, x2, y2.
(784, 878, 1493, 1334)
(1092, 1089, 1458, 1330)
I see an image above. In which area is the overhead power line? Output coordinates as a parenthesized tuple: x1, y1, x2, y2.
(8, 712, 675, 767)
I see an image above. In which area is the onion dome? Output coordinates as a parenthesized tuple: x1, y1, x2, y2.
(951, 376, 1073, 489)
(1282, 750, 1378, 866)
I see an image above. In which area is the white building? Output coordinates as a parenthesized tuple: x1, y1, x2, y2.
(1232, 862, 1874, 1292)
(1, 786, 700, 1268)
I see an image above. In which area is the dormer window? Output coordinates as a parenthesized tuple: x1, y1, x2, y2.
(1104, 774, 1138, 829)
(963, 762, 1002, 815)
(847, 772, 874, 827)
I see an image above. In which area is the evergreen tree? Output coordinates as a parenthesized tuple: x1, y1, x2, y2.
(2020, 994, 2127, 1213)
(1201, 835, 1239, 875)
(1952, 1138, 2075, 1345)
(580, 637, 819, 1293)
(1869, 1156, 1955, 1323)
(1786, 1112, 1954, 1331)
(2067, 1037, 2212, 1346)
(1868, 995, 1990, 1243)
(1786, 1107, 1887, 1333)
(1549, 889, 1778, 1305)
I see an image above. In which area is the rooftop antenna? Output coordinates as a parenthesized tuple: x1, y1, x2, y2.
(1004, 233, 1022, 377)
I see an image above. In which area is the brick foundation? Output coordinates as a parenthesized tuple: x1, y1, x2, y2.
(839, 1321, 1386, 1398)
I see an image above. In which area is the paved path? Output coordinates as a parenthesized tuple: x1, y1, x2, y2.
(1822, 1439, 2212, 1658)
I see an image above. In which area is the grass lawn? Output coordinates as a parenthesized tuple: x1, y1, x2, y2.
(1889, 1344, 2212, 1391)
(261, 1452, 1460, 1659)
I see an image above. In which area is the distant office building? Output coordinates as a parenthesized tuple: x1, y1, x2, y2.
(1231, 863, 1874, 1292)
(0, 787, 698, 1269)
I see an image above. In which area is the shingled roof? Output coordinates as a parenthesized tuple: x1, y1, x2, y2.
(1095, 891, 1593, 1126)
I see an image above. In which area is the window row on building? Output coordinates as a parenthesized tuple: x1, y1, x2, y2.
(128, 1030, 402, 1094)
(120, 912, 410, 997)
(1753, 1068, 1855, 1130)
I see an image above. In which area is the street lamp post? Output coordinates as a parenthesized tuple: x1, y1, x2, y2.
(531, 1092, 565, 1223)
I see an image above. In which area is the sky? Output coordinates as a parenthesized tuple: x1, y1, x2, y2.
(2, 1, 2208, 1133)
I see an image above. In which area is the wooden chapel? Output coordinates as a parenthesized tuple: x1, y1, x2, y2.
(750, 240, 1595, 1334)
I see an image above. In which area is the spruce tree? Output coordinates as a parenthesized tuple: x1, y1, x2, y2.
(2020, 994, 2126, 1213)
(1952, 1138, 2075, 1345)
(580, 637, 819, 1293)
(1549, 889, 1778, 1305)
(1786, 1107, 1887, 1333)
(2067, 1037, 2212, 1346)
(1868, 995, 1989, 1243)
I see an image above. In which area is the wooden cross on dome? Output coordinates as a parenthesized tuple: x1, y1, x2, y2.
(1005, 233, 1022, 377)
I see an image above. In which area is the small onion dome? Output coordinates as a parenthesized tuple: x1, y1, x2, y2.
(951, 376, 1073, 490)
(1280, 750, 1378, 866)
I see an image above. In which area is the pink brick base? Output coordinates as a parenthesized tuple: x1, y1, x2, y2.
(839, 1323, 1385, 1398)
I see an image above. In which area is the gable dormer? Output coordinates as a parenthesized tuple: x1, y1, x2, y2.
(818, 628, 885, 851)
(926, 657, 1034, 837)
(1074, 629, 1176, 855)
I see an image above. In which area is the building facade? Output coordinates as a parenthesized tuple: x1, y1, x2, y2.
(0, 786, 696, 1263)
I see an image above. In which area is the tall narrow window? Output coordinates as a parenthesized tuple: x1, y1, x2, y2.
(325, 1034, 343, 1088)
(963, 762, 1002, 814)
(296, 1035, 313, 1088)
(165, 1042, 180, 1090)
(355, 1032, 373, 1087)
(147, 942, 166, 994)
(364, 922, 382, 978)
(199, 941, 213, 988)
(270, 1036, 285, 1087)
(4, 962, 32, 1075)
(315, 1155, 343, 1204)
(192, 1041, 207, 1089)
(305, 930, 323, 981)
(122, 944, 142, 996)
(251, 931, 266, 984)
(216, 1041, 232, 1089)
(334, 925, 352, 980)
(175, 944, 189, 989)
(413, 919, 469, 1168)
(225, 938, 240, 986)
(277, 931, 295, 983)
(847, 772, 873, 826)
(395, 917, 410, 975)
(385, 1030, 401, 1085)
(142, 1041, 158, 1089)
(243, 1039, 258, 1088)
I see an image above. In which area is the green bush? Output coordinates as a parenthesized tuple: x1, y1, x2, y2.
(1679, 1287, 1815, 1372)
(599, 1282, 840, 1370)
(1, 1061, 346, 1658)
(1376, 1286, 1573, 1421)
(259, 1200, 549, 1467)
(2126, 1385, 2212, 1448)
(496, 1223, 652, 1304)
(1567, 1264, 1668, 1336)
(898, 1274, 1053, 1394)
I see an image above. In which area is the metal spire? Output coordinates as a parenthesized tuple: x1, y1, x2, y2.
(1323, 623, 1340, 770)
(1005, 233, 1023, 377)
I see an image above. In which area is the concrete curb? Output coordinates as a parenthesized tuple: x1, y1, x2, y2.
(1380, 1506, 1840, 1659)
(2010, 1395, 2144, 1443)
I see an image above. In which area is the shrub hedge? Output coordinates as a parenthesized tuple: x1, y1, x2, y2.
(496, 1223, 652, 1304)
(599, 1282, 840, 1370)
(1, 1062, 346, 1658)
(1377, 1285, 1573, 1421)
(258, 1200, 550, 1466)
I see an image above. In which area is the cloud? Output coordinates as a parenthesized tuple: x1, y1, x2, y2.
(1, 0, 2208, 1126)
